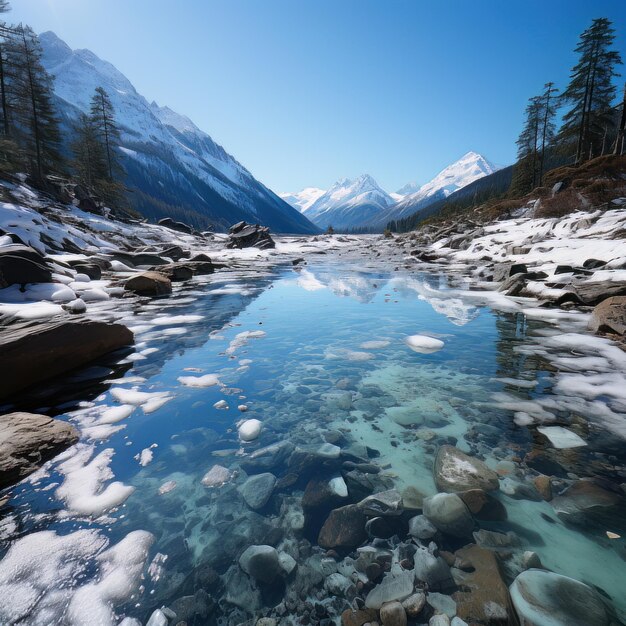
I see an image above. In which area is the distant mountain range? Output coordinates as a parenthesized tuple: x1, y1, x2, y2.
(281, 152, 500, 231)
(39, 31, 318, 234)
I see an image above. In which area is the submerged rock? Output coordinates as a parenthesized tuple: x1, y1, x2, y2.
(413, 547, 453, 590)
(452, 544, 510, 624)
(379, 600, 408, 626)
(358, 489, 403, 516)
(239, 472, 276, 510)
(551, 479, 622, 522)
(124, 271, 172, 296)
(0, 412, 78, 489)
(422, 493, 474, 537)
(402, 592, 427, 617)
(408, 514, 438, 539)
(239, 545, 281, 583)
(0, 318, 134, 400)
(365, 565, 414, 609)
(434, 445, 500, 492)
(341, 608, 378, 626)
(238, 418, 262, 442)
(510, 569, 610, 626)
(201, 464, 234, 488)
(318, 504, 367, 550)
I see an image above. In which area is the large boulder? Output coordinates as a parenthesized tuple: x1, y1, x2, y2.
(0, 412, 78, 489)
(588, 296, 626, 335)
(318, 504, 367, 550)
(124, 271, 172, 296)
(434, 445, 500, 492)
(0, 319, 134, 400)
(452, 544, 511, 624)
(574, 281, 626, 306)
(0, 244, 52, 288)
(422, 493, 474, 537)
(509, 569, 610, 626)
(239, 472, 276, 510)
(227, 222, 275, 250)
(551, 479, 622, 523)
(150, 263, 194, 282)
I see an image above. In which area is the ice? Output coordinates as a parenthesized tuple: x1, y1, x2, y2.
(151, 314, 203, 325)
(177, 373, 221, 387)
(405, 334, 444, 354)
(360, 340, 390, 349)
(110, 387, 173, 412)
(0, 301, 64, 320)
(56, 445, 135, 517)
(296, 270, 326, 291)
(136, 448, 154, 466)
(225, 330, 267, 355)
(238, 418, 262, 442)
(537, 426, 587, 449)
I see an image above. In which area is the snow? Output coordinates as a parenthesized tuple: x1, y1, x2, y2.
(280, 187, 326, 212)
(177, 373, 221, 387)
(225, 330, 267, 355)
(55, 445, 135, 517)
(405, 334, 445, 354)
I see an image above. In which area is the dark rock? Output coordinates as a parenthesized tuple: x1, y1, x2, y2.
(458, 489, 507, 521)
(150, 263, 194, 282)
(0, 412, 79, 489)
(112, 252, 168, 267)
(72, 263, 101, 280)
(422, 493, 474, 538)
(583, 258, 607, 269)
(302, 477, 347, 511)
(0, 244, 52, 288)
(239, 440, 295, 472)
(124, 271, 172, 296)
(0, 318, 134, 400)
(239, 544, 281, 583)
(158, 217, 193, 234)
(227, 222, 275, 250)
(341, 608, 378, 626)
(161, 245, 189, 261)
(318, 504, 367, 550)
(574, 281, 626, 306)
(554, 264, 592, 276)
(551, 479, 622, 523)
(357, 489, 403, 516)
(186, 261, 214, 275)
(588, 296, 626, 335)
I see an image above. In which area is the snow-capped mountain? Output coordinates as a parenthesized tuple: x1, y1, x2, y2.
(371, 152, 498, 228)
(279, 187, 326, 213)
(287, 175, 394, 230)
(39, 31, 318, 234)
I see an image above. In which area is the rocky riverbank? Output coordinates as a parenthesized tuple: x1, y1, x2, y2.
(1, 177, 626, 626)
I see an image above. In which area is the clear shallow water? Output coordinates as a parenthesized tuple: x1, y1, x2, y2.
(1, 258, 625, 625)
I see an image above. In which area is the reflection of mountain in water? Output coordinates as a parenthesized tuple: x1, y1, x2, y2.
(293, 267, 388, 303)
(388, 276, 480, 326)
(6, 273, 279, 414)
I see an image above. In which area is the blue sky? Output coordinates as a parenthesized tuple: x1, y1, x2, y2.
(9, 0, 626, 193)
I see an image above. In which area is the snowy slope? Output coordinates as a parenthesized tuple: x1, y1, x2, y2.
(295, 175, 394, 230)
(279, 187, 326, 213)
(38, 31, 318, 234)
(371, 152, 498, 228)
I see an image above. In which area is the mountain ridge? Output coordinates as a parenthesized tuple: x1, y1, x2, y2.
(39, 31, 319, 234)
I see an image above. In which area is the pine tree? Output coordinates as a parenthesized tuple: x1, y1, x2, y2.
(538, 82, 558, 185)
(71, 112, 107, 189)
(9, 25, 63, 180)
(0, 0, 14, 137)
(559, 18, 622, 163)
(511, 96, 542, 194)
(613, 83, 626, 155)
(89, 86, 121, 181)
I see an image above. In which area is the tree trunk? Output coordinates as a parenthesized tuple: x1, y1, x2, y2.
(613, 83, 626, 155)
(21, 28, 42, 180)
(0, 42, 9, 136)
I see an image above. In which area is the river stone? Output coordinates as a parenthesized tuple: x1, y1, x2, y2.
(0, 244, 52, 287)
(240, 440, 295, 472)
(434, 446, 500, 492)
(458, 489, 507, 521)
(364, 565, 414, 609)
(429, 616, 450, 626)
(358, 489, 403, 516)
(238, 418, 262, 442)
(408, 514, 438, 539)
(0, 318, 134, 400)
(413, 547, 453, 590)
(124, 271, 172, 296)
(423, 493, 474, 537)
(452, 544, 511, 624)
(379, 600, 407, 626)
(318, 504, 367, 550)
(239, 472, 276, 510)
(0, 412, 79, 489)
(428, 592, 457, 618)
(510, 569, 610, 626)
(303, 477, 348, 510)
(551, 479, 621, 522)
(402, 592, 427, 617)
(589, 295, 626, 333)
(239, 545, 281, 583)
(201, 464, 233, 487)
(340, 608, 378, 626)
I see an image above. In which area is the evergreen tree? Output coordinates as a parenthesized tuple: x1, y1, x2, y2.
(538, 82, 559, 184)
(0, 0, 14, 137)
(89, 86, 121, 181)
(559, 17, 622, 163)
(511, 96, 542, 194)
(71, 112, 107, 188)
(613, 83, 626, 155)
(9, 25, 63, 180)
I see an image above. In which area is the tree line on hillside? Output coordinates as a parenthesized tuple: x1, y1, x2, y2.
(388, 17, 625, 233)
(0, 1, 125, 208)
(512, 17, 624, 194)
